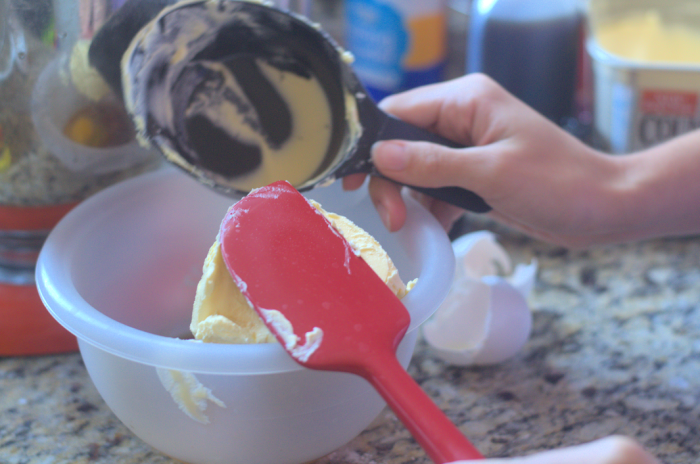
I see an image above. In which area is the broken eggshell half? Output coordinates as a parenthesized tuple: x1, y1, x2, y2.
(422, 231, 538, 366)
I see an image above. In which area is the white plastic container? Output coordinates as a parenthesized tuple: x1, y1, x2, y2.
(35, 167, 454, 464)
(587, 0, 700, 153)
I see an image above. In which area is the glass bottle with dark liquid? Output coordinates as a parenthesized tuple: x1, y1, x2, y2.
(467, 0, 583, 127)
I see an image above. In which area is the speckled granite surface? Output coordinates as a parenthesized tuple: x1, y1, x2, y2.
(3, 3, 700, 463)
(2, 217, 700, 464)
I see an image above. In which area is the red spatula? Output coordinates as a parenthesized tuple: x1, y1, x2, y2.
(219, 181, 484, 463)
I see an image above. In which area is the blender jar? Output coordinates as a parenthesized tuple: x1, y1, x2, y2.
(0, 0, 159, 355)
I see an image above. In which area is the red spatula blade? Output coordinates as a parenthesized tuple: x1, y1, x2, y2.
(220, 181, 483, 462)
(219, 180, 409, 370)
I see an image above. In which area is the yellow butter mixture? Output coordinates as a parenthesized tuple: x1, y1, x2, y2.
(596, 11, 700, 64)
(190, 200, 415, 344)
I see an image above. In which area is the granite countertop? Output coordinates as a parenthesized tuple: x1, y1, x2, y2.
(2, 3, 700, 464)
(2, 217, 700, 463)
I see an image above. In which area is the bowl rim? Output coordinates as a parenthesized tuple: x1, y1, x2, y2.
(36, 168, 454, 374)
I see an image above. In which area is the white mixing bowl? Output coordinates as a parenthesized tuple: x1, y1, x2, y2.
(36, 167, 454, 464)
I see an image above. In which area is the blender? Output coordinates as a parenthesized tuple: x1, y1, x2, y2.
(0, 0, 159, 355)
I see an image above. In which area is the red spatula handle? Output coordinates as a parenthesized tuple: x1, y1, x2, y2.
(363, 351, 484, 463)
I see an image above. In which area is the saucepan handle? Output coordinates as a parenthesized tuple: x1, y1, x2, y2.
(374, 114, 491, 213)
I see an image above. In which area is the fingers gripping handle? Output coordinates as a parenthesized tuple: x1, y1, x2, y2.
(375, 114, 491, 213)
(408, 185, 491, 213)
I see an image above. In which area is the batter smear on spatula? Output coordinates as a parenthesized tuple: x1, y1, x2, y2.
(218, 180, 483, 462)
(215, 180, 415, 365)
(190, 182, 414, 345)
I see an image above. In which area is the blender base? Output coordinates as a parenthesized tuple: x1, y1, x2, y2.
(0, 282, 78, 356)
(0, 202, 80, 356)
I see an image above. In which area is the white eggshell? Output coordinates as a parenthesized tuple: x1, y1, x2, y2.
(453, 231, 512, 280)
(422, 232, 537, 366)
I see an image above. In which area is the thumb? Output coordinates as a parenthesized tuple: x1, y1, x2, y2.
(371, 139, 495, 193)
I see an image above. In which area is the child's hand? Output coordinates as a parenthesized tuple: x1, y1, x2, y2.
(344, 74, 626, 248)
(449, 436, 659, 464)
